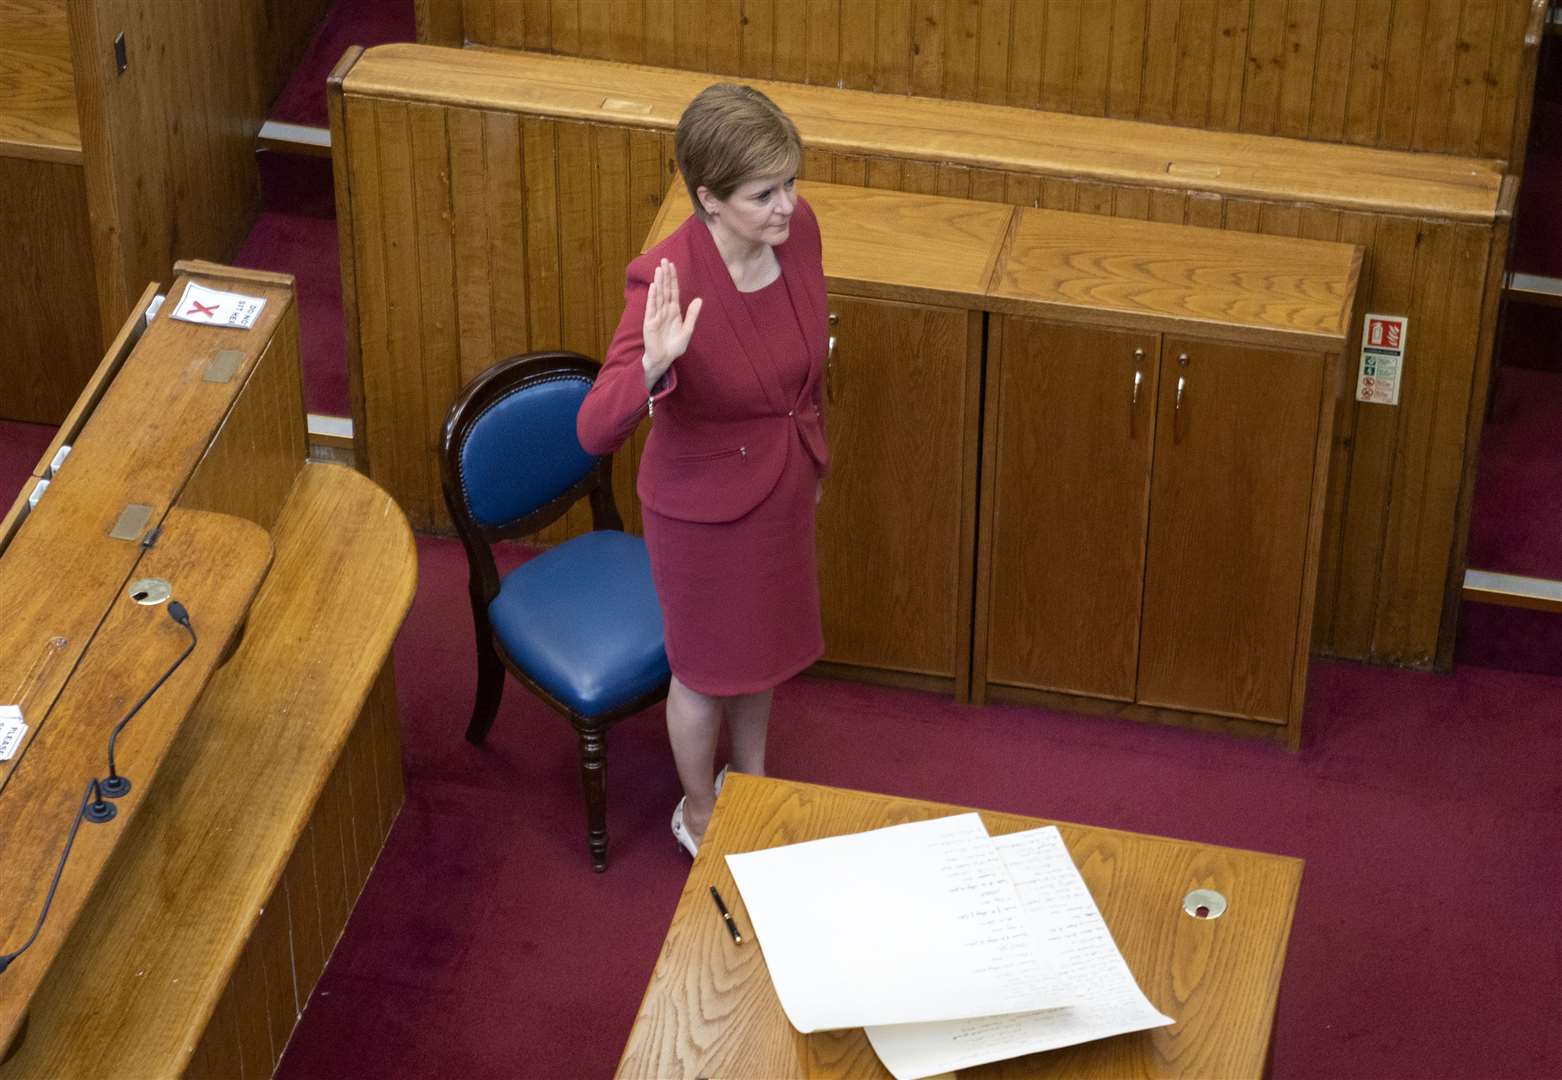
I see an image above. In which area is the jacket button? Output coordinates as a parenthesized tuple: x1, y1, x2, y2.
(788, 409, 794, 416)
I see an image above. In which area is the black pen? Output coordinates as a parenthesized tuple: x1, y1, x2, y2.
(709, 885, 743, 945)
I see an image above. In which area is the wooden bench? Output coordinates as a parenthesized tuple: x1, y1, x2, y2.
(3, 463, 415, 1079)
(0, 263, 416, 1077)
(0, 0, 333, 425)
(331, 43, 1511, 670)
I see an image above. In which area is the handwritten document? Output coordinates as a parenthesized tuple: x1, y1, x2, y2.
(865, 826, 1174, 1080)
(724, 813, 1075, 1033)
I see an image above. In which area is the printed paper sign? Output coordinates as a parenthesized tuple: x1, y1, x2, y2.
(170, 282, 267, 330)
(0, 705, 27, 761)
(1357, 313, 1407, 405)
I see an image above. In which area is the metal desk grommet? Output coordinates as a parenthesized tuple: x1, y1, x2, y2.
(128, 578, 171, 606)
(1183, 888, 1227, 920)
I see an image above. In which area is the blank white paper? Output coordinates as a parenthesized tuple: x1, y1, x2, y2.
(864, 826, 1175, 1080)
(725, 813, 1075, 1033)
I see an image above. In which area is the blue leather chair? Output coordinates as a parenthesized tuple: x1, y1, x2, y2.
(440, 352, 669, 872)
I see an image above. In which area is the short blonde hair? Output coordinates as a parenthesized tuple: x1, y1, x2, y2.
(675, 83, 802, 221)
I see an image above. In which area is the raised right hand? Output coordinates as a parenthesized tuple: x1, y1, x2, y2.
(642, 258, 702, 391)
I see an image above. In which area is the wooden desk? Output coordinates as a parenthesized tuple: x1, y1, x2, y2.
(618, 774, 1302, 1079)
(0, 263, 416, 1078)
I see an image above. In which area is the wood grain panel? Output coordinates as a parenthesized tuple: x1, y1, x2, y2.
(1373, 223, 1492, 664)
(979, 318, 1159, 701)
(1308, 210, 1372, 652)
(0, 0, 80, 161)
(1140, 0, 1180, 125)
(231, 938, 276, 1080)
(0, 154, 101, 423)
(989, 207, 1361, 349)
(1325, 215, 1420, 658)
(816, 297, 977, 684)
(179, 309, 309, 531)
(1137, 338, 1326, 723)
(379, 99, 436, 535)
(349, 46, 1505, 220)
(281, 827, 328, 1013)
(418, 0, 1543, 158)
(1277, 0, 1324, 139)
(472, 110, 527, 370)
(411, 102, 465, 513)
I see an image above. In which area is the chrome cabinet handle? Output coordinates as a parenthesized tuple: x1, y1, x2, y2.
(1129, 348, 1146, 438)
(826, 323, 838, 403)
(1174, 374, 1187, 442)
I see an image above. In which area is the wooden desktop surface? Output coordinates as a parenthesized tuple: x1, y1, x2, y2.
(646, 180, 1359, 352)
(0, 0, 80, 162)
(344, 45, 1505, 223)
(618, 774, 1302, 1079)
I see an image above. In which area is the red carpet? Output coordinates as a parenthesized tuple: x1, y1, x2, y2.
(1466, 366, 1562, 579)
(269, 0, 416, 129)
(232, 211, 349, 416)
(275, 534, 1562, 1080)
(1514, 99, 1562, 280)
(0, 420, 57, 495)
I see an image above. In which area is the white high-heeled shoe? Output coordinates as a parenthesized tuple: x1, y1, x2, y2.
(671, 798, 699, 857)
(672, 768, 731, 858)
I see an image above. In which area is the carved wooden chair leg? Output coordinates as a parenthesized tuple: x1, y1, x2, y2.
(573, 717, 609, 871)
(465, 639, 506, 745)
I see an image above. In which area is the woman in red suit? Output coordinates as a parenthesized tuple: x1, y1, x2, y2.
(576, 84, 828, 855)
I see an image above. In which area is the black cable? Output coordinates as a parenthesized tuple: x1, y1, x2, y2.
(103, 601, 196, 796)
(0, 778, 98, 974)
(0, 600, 196, 977)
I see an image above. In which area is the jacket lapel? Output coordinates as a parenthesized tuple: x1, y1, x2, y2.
(774, 233, 827, 382)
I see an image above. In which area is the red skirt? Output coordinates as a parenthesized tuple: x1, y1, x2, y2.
(642, 439, 823, 697)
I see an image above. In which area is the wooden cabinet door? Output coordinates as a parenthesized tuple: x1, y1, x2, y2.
(1136, 336, 1325, 723)
(978, 317, 1159, 701)
(816, 295, 980, 686)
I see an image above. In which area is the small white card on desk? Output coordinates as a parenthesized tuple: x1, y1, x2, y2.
(170, 282, 267, 330)
(0, 705, 27, 761)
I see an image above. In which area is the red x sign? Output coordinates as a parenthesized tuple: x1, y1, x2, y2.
(186, 300, 219, 318)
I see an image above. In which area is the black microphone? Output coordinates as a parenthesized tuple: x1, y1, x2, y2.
(101, 600, 197, 799)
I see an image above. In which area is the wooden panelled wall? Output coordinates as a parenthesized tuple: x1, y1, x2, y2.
(417, 0, 1546, 164)
(0, 0, 333, 423)
(333, 72, 1507, 670)
(67, 0, 334, 346)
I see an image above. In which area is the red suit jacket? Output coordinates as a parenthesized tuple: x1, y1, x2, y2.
(577, 197, 830, 524)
